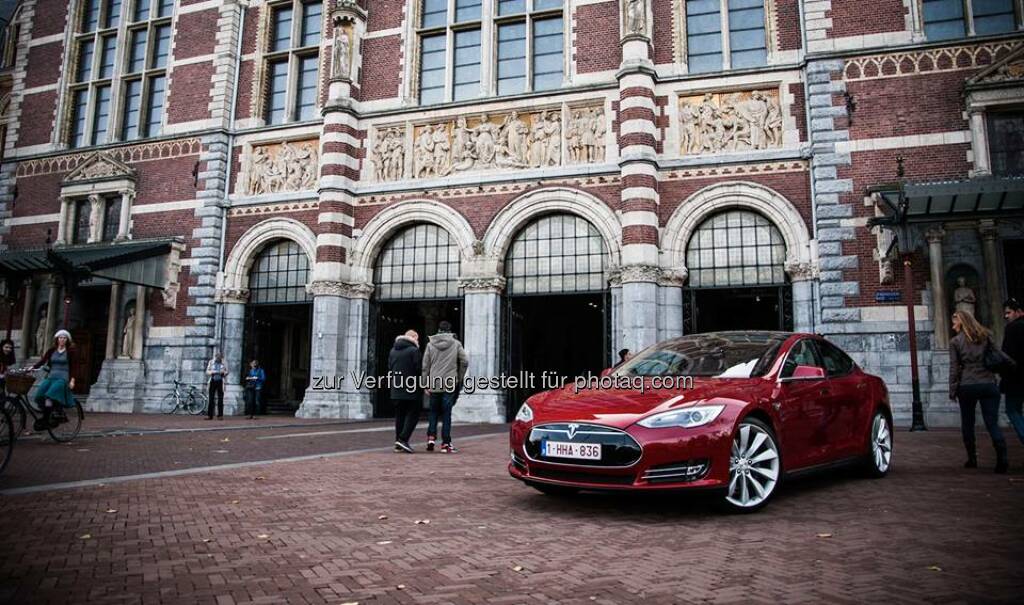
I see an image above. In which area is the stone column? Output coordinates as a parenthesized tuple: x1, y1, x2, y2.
(979, 220, 1005, 343)
(105, 282, 122, 359)
(218, 289, 248, 415)
(55, 196, 71, 245)
(458, 276, 506, 423)
(657, 269, 686, 341)
(617, 20, 661, 355)
(925, 226, 949, 349)
(44, 277, 60, 340)
(18, 281, 35, 359)
(785, 260, 819, 334)
(87, 194, 104, 243)
(132, 285, 146, 359)
(117, 191, 133, 240)
(969, 110, 991, 177)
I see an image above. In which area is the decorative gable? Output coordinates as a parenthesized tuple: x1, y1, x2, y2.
(63, 152, 137, 185)
(967, 45, 1024, 88)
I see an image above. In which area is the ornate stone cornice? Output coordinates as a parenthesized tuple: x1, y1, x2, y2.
(619, 264, 662, 284)
(306, 280, 375, 299)
(215, 288, 249, 304)
(784, 258, 819, 282)
(458, 276, 506, 293)
(924, 226, 946, 244)
(978, 219, 999, 241)
(657, 267, 688, 287)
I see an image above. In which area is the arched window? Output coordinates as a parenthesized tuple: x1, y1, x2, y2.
(373, 223, 460, 300)
(505, 213, 608, 295)
(248, 239, 312, 304)
(686, 210, 786, 288)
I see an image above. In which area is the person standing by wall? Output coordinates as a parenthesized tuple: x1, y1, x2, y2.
(1001, 298, 1024, 453)
(950, 310, 1008, 473)
(389, 330, 422, 453)
(422, 321, 468, 453)
(206, 353, 229, 420)
(244, 359, 266, 420)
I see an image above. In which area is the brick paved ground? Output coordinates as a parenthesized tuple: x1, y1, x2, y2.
(0, 418, 1022, 604)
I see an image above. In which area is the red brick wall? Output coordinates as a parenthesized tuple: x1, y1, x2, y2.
(575, 2, 621, 74)
(366, 0, 405, 31)
(235, 60, 255, 120)
(776, 0, 803, 51)
(149, 267, 194, 327)
(827, 0, 907, 37)
(134, 156, 202, 204)
(132, 208, 199, 239)
(24, 43, 64, 89)
(173, 10, 220, 59)
(16, 91, 56, 147)
(845, 72, 968, 140)
(31, 0, 70, 38)
(223, 209, 322, 262)
(790, 83, 807, 142)
(360, 36, 402, 101)
(652, 0, 675, 65)
(659, 171, 813, 230)
(840, 144, 971, 305)
(167, 63, 215, 124)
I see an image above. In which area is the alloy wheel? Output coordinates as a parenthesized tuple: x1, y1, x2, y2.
(871, 413, 892, 473)
(726, 421, 780, 510)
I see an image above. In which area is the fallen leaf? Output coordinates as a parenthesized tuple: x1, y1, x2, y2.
(512, 565, 524, 572)
(396, 585, 405, 590)
(378, 515, 388, 520)
(377, 541, 392, 545)
(202, 539, 213, 543)
(590, 598, 597, 602)
(927, 565, 943, 572)
(340, 602, 359, 605)
(214, 449, 229, 454)
(414, 519, 430, 525)
(105, 509, 118, 514)
(230, 500, 239, 504)
(816, 533, 833, 538)
(77, 448, 90, 452)
(254, 476, 265, 481)
(79, 534, 92, 540)
(221, 437, 230, 443)
(257, 534, 270, 539)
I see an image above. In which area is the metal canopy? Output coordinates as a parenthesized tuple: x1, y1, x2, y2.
(0, 238, 181, 289)
(869, 176, 1024, 225)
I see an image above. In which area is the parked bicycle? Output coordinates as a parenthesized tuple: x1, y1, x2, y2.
(0, 405, 13, 474)
(161, 380, 208, 415)
(2, 368, 84, 443)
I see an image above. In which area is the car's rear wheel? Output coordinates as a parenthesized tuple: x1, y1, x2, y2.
(723, 418, 781, 513)
(862, 410, 892, 478)
(530, 482, 579, 498)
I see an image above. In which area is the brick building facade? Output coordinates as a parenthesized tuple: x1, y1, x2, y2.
(0, 0, 1022, 424)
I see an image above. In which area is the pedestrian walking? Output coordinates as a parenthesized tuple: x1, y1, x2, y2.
(1000, 298, 1024, 451)
(389, 330, 422, 453)
(30, 330, 76, 431)
(949, 310, 1008, 473)
(422, 321, 468, 453)
(206, 352, 229, 420)
(244, 359, 266, 419)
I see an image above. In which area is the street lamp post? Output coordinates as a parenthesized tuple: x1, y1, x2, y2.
(893, 157, 927, 431)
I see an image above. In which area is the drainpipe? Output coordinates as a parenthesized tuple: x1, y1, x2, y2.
(798, 0, 820, 332)
(212, 4, 246, 355)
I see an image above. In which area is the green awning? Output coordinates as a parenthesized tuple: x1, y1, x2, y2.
(869, 176, 1024, 224)
(0, 238, 183, 289)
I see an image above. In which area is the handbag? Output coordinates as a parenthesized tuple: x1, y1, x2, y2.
(983, 339, 1016, 374)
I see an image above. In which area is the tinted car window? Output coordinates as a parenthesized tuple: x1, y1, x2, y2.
(817, 340, 855, 377)
(781, 339, 821, 378)
(614, 333, 786, 378)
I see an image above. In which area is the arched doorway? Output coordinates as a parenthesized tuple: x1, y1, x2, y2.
(504, 213, 610, 417)
(370, 223, 463, 418)
(242, 239, 313, 414)
(683, 209, 793, 332)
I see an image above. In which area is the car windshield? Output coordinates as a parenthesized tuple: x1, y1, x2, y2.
(613, 333, 786, 378)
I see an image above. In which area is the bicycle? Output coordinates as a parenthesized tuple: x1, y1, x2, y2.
(0, 405, 13, 475)
(2, 368, 85, 443)
(161, 380, 208, 415)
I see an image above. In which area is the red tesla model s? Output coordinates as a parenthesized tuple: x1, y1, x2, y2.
(508, 331, 893, 512)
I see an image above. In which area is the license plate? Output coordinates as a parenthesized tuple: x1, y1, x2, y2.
(542, 440, 602, 460)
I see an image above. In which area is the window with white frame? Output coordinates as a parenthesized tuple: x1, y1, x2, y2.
(987, 110, 1024, 177)
(264, 0, 323, 124)
(921, 0, 1018, 40)
(685, 0, 767, 74)
(417, 0, 564, 105)
(68, 0, 173, 148)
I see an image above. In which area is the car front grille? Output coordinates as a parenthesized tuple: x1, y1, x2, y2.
(525, 423, 643, 467)
(530, 468, 635, 485)
(641, 460, 710, 484)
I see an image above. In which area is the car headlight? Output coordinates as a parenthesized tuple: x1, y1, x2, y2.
(636, 405, 725, 429)
(514, 402, 534, 423)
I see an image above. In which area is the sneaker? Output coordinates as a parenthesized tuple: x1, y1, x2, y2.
(394, 441, 403, 453)
(397, 441, 414, 454)
(426, 439, 436, 452)
(441, 444, 458, 454)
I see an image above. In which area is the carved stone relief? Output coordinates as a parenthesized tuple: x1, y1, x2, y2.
(566, 106, 606, 164)
(373, 127, 406, 181)
(678, 89, 783, 155)
(245, 140, 319, 195)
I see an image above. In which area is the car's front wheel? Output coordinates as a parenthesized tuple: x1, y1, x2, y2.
(722, 418, 781, 513)
(862, 410, 893, 478)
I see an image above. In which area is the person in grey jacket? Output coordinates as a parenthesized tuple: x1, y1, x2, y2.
(421, 321, 468, 453)
(949, 310, 1008, 473)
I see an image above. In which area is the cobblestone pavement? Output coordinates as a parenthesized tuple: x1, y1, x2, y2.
(0, 418, 1022, 604)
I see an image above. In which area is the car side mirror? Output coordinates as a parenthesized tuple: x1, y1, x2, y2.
(599, 367, 613, 378)
(778, 365, 825, 383)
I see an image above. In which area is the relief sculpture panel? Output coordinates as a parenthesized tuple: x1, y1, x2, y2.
(678, 89, 783, 155)
(245, 140, 319, 195)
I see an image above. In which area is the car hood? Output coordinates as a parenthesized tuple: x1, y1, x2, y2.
(525, 377, 764, 429)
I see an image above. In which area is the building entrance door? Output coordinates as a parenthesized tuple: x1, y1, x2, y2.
(1004, 239, 1024, 301)
(687, 286, 791, 333)
(244, 303, 312, 414)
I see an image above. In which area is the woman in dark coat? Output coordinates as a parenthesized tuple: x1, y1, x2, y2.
(949, 310, 1007, 473)
(31, 329, 77, 431)
(389, 330, 422, 453)
(0, 338, 16, 388)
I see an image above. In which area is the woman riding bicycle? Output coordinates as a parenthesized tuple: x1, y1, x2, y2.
(30, 329, 77, 431)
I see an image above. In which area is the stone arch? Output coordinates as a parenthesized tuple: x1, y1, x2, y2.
(221, 217, 318, 294)
(482, 187, 622, 269)
(349, 199, 476, 283)
(662, 181, 813, 277)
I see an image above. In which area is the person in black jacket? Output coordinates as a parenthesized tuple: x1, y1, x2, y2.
(389, 330, 422, 453)
(1002, 298, 1024, 450)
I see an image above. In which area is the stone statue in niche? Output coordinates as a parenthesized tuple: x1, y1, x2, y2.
(953, 276, 977, 317)
(246, 140, 319, 194)
(679, 89, 783, 155)
(332, 23, 352, 80)
(120, 306, 135, 359)
(625, 0, 646, 35)
(34, 305, 47, 356)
